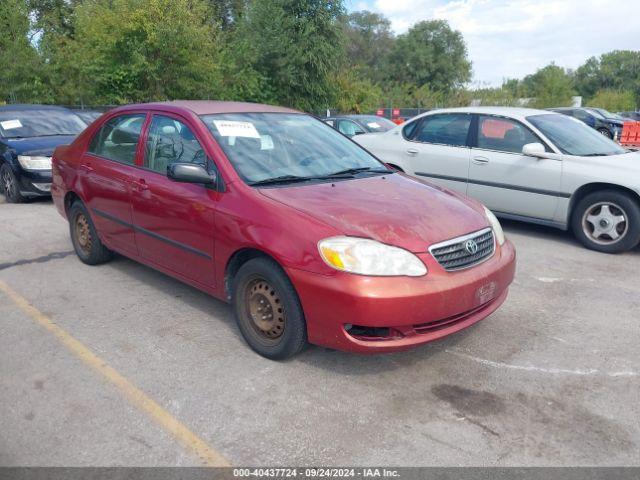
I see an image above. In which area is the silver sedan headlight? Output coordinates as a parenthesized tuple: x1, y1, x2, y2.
(484, 206, 505, 245)
(17, 155, 52, 171)
(318, 236, 427, 276)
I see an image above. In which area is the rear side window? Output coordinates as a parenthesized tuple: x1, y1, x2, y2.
(414, 114, 471, 147)
(476, 116, 540, 153)
(89, 114, 145, 164)
(144, 115, 206, 174)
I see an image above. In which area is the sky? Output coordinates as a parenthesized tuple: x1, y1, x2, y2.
(347, 0, 640, 87)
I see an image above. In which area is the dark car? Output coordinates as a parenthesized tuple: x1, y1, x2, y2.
(618, 111, 640, 121)
(72, 109, 104, 125)
(0, 105, 87, 203)
(549, 107, 624, 139)
(324, 115, 397, 137)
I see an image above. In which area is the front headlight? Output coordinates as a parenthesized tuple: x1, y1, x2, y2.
(318, 236, 427, 276)
(17, 155, 52, 171)
(484, 206, 505, 245)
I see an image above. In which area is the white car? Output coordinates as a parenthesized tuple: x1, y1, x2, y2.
(354, 107, 640, 253)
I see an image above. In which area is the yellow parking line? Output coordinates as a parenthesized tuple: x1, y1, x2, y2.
(0, 279, 230, 467)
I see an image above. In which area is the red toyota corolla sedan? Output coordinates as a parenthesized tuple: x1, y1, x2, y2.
(51, 101, 516, 359)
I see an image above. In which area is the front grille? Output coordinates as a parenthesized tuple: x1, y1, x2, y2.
(429, 228, 495, 271)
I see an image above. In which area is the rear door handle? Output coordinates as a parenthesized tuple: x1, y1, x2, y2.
(78, 163, 94, 173)
(132, 178, 149, 191)
(406, 148, 419, 156)
(473, 156, 490, 165)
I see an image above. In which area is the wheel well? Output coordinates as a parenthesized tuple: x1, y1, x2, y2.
(64, 191, 81, 213)
(569, 183, 640, 223)
(224, 248, 277, 300)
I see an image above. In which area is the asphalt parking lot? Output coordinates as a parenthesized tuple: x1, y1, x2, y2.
(1, 195, 639, 467)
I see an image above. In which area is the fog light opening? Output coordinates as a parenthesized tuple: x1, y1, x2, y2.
(345, 324, 404, 341)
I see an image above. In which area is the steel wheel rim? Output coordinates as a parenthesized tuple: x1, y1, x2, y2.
(2, 170, 14, 198)
(245, 278, 285, 341)
(581, 201, 629, 245)
(75, 213, 92, 254)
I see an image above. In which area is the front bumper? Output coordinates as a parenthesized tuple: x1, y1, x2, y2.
(17, 167, 52, 197)
(287, 239, 516, 353)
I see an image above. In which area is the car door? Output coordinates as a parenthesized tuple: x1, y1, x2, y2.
(401, 113, 472, 195)
(130, 113, 217, 288)
(83, 113, 147, 256)
(467, 114, 562, 220)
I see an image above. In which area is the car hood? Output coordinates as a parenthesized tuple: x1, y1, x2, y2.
(2, 135, 77, 156)
(573, 150, 640, 172)
(258, 174, 489, 253)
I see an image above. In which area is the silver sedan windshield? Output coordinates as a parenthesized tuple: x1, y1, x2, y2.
(527, 114, 627, 156)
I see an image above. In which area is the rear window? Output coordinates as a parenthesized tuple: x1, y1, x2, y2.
(414, 114, 471, 147)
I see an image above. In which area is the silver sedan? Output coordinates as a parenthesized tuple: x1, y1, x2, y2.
(355, 107, 640, 253)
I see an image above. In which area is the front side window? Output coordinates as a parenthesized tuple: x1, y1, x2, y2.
(144, 115, 206, 174)
(527, 114, 627, 156)
(476, 115, 541, 153)
(414, 114, 471, 147)
(88, 114, 145, 164)
(0, 109, 86, 139)
(337, 120, 365, 137)
(201, 113, 388, 185)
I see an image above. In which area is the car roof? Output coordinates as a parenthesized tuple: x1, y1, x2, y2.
(0, 104, 76, 112)
(420, 106, 557, 121)
(114, 100, 299, 115)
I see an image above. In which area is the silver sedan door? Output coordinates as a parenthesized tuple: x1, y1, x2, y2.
(467, 115, 563, 220)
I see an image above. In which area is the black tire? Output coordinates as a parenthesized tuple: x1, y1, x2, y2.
(68, 201, 114, 265)
(232, 257, 307, 359)
(598, 128, 613, 139)
(1, 164, 26, 203)
(571, 190, 640, 253)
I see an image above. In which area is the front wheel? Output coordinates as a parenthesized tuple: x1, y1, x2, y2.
(232, 257, 307, 359)
(68, 201, 114, 265)
(1, 164, 26, 203)
(597, 128, 613, 139)
(571, 190, 640, 253)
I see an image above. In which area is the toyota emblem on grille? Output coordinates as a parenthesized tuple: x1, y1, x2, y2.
(465, 239, 479, 255)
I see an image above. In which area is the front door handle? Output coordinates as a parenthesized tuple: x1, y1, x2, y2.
(78, 163, 94, 173)
(473, 156, 490, 165)
(406, 148, 419, 156)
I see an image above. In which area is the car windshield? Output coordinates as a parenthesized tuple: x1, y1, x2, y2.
(589, 108, 622, 120)
(0, 109, 87, 139)
(357, 116, 396, 132)
(527, 114, 627, 156)
(201, 113, 389, 185)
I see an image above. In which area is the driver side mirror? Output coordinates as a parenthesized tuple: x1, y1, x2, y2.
(522, 142, 546, 157)
(167, 162, 216, 185)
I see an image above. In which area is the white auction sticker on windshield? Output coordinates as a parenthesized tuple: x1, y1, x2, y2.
(213, 120, 260, 138)
(0, 119, 22, 130)
(367, 122, 381, 129)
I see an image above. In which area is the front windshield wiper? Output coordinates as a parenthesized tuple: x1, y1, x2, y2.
(326, 166, 390, 176)
(249, 175, 316, 186)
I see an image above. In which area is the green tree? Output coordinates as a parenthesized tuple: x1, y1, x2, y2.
(385, 20, 471, 93)
(588, 89, 637, 112)
(342, 11, 394, 84)
(525, 64, 575, 108)
(0, 0, 50, 103)
(235, 0, 345, 111)
(57, 0, 222, 105)
(206, 0, 247, 30)
(334, 71, 381, 113)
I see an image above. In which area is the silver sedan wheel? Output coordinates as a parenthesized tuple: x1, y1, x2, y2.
(581, 202, 629, 245)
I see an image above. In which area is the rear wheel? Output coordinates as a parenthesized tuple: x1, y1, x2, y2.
(1, 164, 26, 203)
(571, 190, 640, 253)
(68, 201, 113, 265)
(232, 257, 307, 359)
